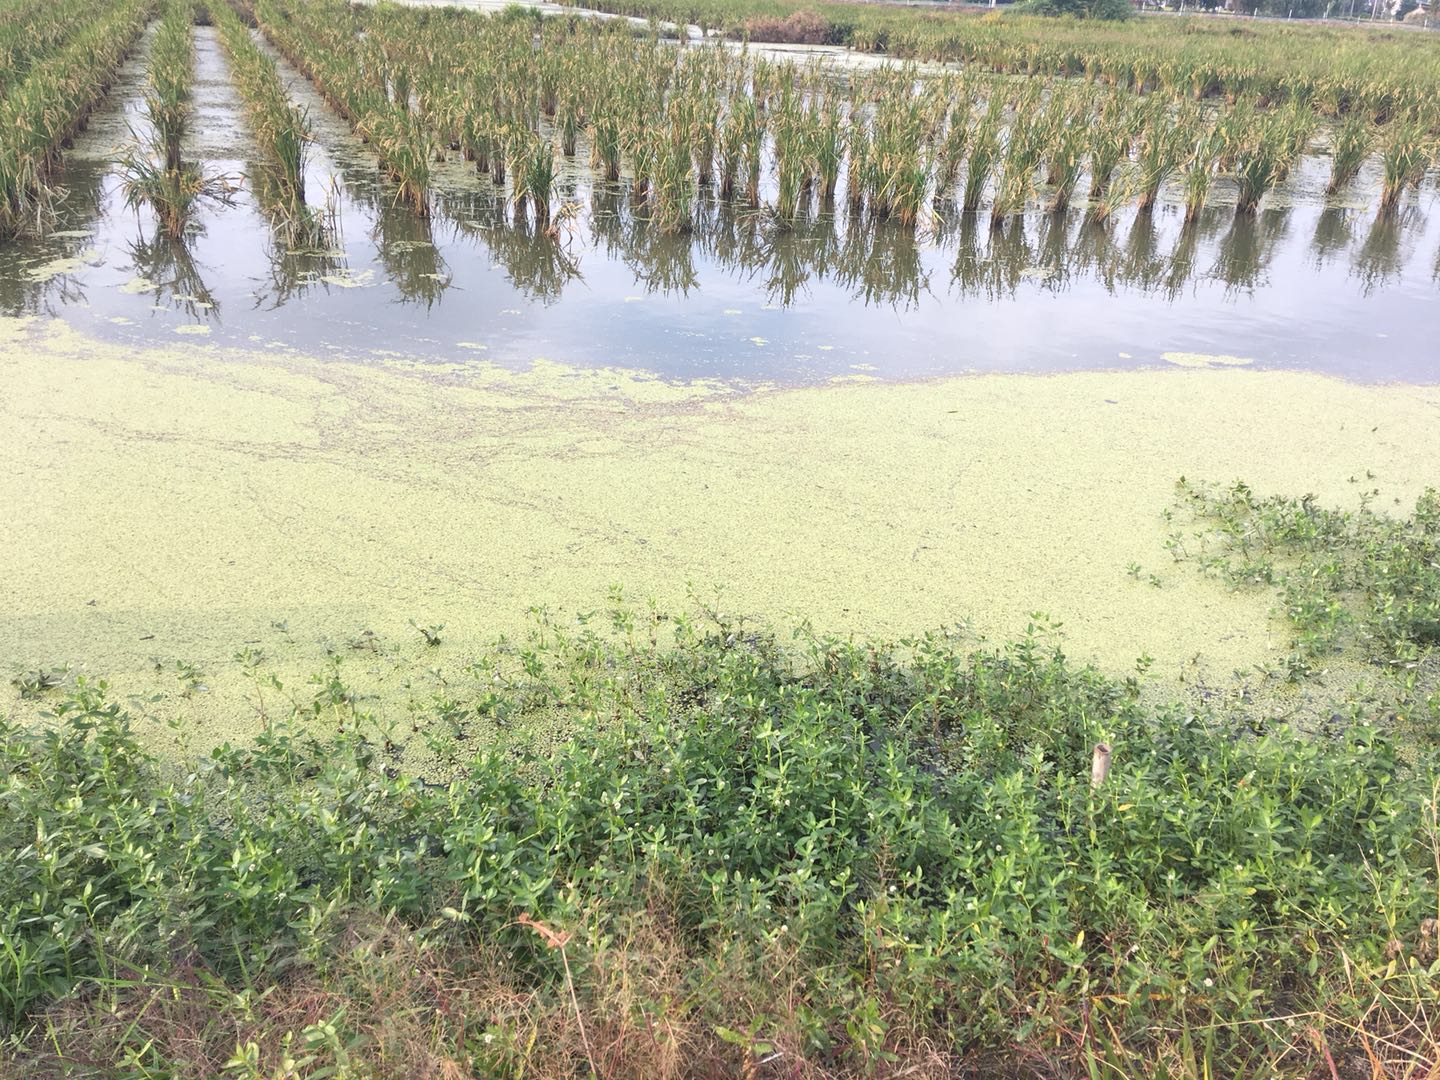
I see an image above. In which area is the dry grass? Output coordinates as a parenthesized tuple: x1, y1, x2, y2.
(14, 907, 1440, 1079)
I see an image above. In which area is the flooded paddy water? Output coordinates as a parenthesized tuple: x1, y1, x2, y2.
(0, 23, 1436, 381)
(2, 17, 1439, 750)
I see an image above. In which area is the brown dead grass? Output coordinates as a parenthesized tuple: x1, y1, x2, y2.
(9, 906, 1440, 1079)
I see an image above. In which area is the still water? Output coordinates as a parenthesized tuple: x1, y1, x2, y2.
(0, 26, 1436, 383)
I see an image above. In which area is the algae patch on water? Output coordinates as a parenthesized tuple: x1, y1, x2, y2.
(2, 318, 1438, 751)
(1161, 351, 1256, 369)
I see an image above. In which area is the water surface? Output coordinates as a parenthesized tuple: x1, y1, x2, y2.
(1, 25, 1436, 384)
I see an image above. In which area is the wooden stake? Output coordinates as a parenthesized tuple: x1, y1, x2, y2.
(1091, 742, 1113, 789)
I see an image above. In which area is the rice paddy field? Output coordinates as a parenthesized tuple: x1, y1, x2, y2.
(2, 0, 1440, 1076)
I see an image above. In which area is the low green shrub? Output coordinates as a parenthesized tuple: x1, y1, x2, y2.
(4, 598, 1438, 1073)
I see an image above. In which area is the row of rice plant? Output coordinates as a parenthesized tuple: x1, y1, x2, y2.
(0, 0, 155, 239)
(0, 0, 117, 103)
(120, 0, 236, 241)
(250, 0, 435, 217)
(249, 2, 1437, 239)
(557, 0, 1440, 129)
(144, 0, 194, 174)
(211, 0, 310, 207)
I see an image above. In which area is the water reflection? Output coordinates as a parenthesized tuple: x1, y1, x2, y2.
(1352, 208, 1419, 298)
(1, 95, 1437, 385)
(1310, 207, 1355, 271)
(127, 229, 220, 322)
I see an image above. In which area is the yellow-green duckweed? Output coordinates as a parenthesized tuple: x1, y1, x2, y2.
(3, 315, 1437, 750)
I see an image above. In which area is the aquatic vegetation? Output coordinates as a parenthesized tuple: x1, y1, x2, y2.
(1175, 478, 1440, 685)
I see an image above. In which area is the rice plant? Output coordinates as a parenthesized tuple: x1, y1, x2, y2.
(962, 96, 1004, 214)
(991, 102, 1046, 228)
(591, 113, 623, 184)
(146, 0, 196, 175)
(1087, 97, 1134, 201)
(1180, 121, 1222, 225)
(120, 144, 236, 239)
(242, 0, 1431, 243)
(1133, 99, 1187, 213)
(1325, 111, 1372, 197)
(0, 0, 153, 238)
(1224, 104, 1296, 217)
(511, 130, 556, 228)
(213, 0, 311, 204)
(1377, 117, 1430, 217)
(1042, 93, 1088, 214)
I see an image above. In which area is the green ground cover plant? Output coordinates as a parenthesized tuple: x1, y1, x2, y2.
(4, 485, 1440, 1076)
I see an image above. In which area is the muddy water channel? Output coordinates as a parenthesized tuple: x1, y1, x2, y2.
(0, 24, 1437, 383)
